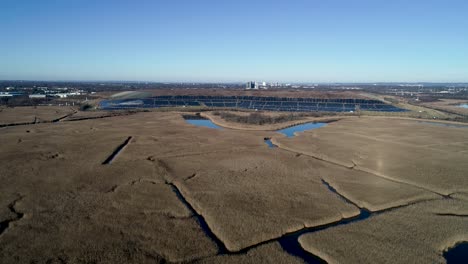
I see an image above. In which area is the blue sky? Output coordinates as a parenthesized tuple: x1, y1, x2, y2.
(1, 0, 467, 82)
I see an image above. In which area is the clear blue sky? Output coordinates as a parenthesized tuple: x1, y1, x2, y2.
(1, 0, 467, 82)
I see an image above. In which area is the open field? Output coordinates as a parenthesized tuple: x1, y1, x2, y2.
(273, 117, 468, 195)
(1, 106, 467, 263)
(299, 198, 468, 264)
(420, 99, 468, 117)
(0, 106, 76, 126)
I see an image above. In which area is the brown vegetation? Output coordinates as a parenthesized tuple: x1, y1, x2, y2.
(274, 117, 468, 195)
(0, 107, 467, 263)
(212, 111, 309, 125)
(299, 199, 468, 264)
(144, 88, 368, 99)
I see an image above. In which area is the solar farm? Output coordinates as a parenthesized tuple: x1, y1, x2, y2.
(99, 95, 406, 112)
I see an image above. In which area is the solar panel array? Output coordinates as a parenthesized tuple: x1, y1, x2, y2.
(100, 95, 406, 112)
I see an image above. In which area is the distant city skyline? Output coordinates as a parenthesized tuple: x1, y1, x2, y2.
(1, 0, 468, 82)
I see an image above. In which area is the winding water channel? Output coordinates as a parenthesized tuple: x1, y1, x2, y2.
(444, 242, 468, 264)
(276, 122, 327, 138)
(182, 116, 459, 263)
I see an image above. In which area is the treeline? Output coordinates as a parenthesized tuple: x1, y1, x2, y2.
(213, 111, 334, 125)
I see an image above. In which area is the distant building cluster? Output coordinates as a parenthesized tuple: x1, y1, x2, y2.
(0, 86, 85, 99)
(246, 81, 281, 90)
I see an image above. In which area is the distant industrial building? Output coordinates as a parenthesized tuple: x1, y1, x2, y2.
(246, 81, 268, 90)
(246, 81, 256, 90)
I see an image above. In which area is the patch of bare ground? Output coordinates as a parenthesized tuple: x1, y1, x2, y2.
(274, 117, 468, 195)
(299, 198, 468, 264)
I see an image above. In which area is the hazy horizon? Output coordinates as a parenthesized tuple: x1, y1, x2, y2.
(2, 0, 468, 82)
(2, 79, 468, 85)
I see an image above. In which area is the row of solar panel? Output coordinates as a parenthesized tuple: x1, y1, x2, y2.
(100, 98, 406, 112)
(149, 96, 383, 104)
(149, 101, 397, 108)
(201, 102, 397, 108)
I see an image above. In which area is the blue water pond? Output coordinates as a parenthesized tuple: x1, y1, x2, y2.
(185, 119, 222, 130)
(444, 242, 468, 264)
(276, 122, 327, 138)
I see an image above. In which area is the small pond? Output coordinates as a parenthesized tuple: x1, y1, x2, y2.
(444, 242, 468, 264)
(458, 104, 468, 109)
(276, 122, 327, 138)
(185, 119, 222, 130)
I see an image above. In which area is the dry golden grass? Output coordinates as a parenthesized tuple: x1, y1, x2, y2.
(299, 198, 468, 264)
(453, 192, 468, 201)
(421, 99, 468, 116)
(0, 106, 75, 125)
(274, 117, 468, 195)
(316, 163, 439, 212)
(0, 113, 221, 263)
(161, 150, 360, 251)
(195, 242, 305, 264)
(1, 108, 467, 263)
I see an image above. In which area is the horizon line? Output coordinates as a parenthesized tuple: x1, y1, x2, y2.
(1, 79, 468, 85)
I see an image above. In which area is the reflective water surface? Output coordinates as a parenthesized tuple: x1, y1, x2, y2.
(185, 119, 222, 130)
(264, 139, 278, 148)
(276, 122, 327, 138)
(444, 242, 468, 264)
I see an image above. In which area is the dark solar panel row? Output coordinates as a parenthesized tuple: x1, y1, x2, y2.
(100, 96, 407, 112)
(149, 95, 387, 104)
